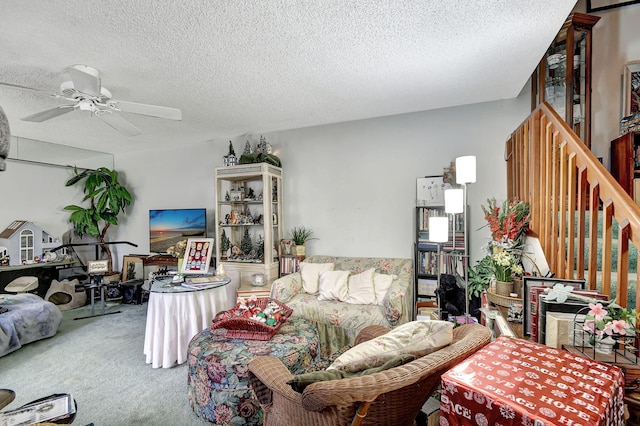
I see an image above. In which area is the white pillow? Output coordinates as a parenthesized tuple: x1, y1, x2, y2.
(344, 268, 376, 305)
(328, 320, 454, 373)
(300, 262, 335, 294)
(373, 273, 396, 306)
(317, 270, 350, 301)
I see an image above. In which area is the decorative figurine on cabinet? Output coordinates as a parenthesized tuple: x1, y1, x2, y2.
(223, 141, 237, 166)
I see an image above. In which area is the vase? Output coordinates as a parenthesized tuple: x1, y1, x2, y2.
(496, 280, 514, 297)
(177, 258, 184, 274)
(595, 336, 615, 355)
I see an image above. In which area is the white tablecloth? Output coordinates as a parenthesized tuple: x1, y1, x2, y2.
(143, 285, 232, 368)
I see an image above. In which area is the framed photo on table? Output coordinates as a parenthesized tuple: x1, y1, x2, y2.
(122, 255, 145, 281)
(522, 276, 586, 337)
(181, 238, 214, 275)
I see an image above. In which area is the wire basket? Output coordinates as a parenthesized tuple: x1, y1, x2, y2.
(572, 306, 639, 365)
(210, 297, 293, 340)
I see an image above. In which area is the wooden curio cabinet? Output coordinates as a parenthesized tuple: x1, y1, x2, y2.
(611, 131, 640, 203)
(531, 12, 600, 148)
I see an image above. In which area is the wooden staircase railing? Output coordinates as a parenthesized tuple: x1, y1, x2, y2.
(506, 102, 640, 309)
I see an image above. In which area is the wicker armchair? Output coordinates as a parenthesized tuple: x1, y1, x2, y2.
(248, 323, 492, 426)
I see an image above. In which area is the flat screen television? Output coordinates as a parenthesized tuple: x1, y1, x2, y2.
(149, 208, 207, 253)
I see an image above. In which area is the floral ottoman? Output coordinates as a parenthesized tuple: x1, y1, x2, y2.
(187, 318, 320, 425)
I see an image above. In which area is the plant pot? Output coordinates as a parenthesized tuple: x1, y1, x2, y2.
(293, 245, 306, 256)
(496, 280, 514, 297)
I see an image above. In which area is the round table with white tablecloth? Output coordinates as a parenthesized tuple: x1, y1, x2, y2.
(143, 277, 232, 368)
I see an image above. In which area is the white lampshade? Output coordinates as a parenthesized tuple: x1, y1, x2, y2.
(428, 216, 449, 242)
(456, 155, 476, 184)
(445, 188, 464, 214)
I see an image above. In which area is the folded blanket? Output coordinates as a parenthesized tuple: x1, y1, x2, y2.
(0, 294, 62, 357)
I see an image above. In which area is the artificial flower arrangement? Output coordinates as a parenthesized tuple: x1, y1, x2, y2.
(481, 198, 530, 284)
(583, 301, 639, 346)
(468, 197, 531, 298)
(490, 246, 524, 282)
(166, 239, 187, 258)
(481, 197, 530, 247)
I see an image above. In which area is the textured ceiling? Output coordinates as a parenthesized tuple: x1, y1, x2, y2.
(0, 0, 577, 154)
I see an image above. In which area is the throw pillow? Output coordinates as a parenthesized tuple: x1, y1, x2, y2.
(287, 353, 416, 392)
(373, 273, 396, 306)
(327, 320, 453, 373)
(317, 270, 350, 301)
(300, 262, 335, 294)
(344, 268, 376, 305)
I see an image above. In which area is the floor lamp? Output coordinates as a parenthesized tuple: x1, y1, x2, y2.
(455, 155, 476, 321)
(428, 216, 448, 319)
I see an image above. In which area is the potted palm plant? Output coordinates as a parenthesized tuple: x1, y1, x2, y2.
(290, 226, 317, 256)
(64, 167, 133, 275)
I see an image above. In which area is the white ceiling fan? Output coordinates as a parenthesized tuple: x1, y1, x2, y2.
(0, 64, 182, 136)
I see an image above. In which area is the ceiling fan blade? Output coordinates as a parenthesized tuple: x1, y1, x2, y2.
(66, 65, 101, 97)
(112, 100, 182, 120)
(98, 112, 142, 136)
(22, 106, 75, 122)
(0, 82, 49, 93)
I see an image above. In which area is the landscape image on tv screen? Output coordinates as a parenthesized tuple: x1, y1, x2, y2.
(149, 208, 207, 253)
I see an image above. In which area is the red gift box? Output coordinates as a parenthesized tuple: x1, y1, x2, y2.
(440, 337, 625, 426)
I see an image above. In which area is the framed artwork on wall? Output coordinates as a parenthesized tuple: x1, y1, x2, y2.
(416, 176, 451, 206)
(587, 0, 640, 12)
(181, 238, 214, 275)
(623, 60, 640, 118)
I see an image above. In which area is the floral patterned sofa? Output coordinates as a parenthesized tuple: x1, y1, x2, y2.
(270, 256, 413, 357)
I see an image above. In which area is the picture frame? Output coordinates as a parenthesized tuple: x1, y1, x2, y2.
(122, 255, 145, 281)
(416, 175, 451, 206)
(522, 276, 586, 337)
(622, 60, 640, 118)
(587, 0, 640, 12)
(87, 259, 109, 275)
(181, 238, 214, 275)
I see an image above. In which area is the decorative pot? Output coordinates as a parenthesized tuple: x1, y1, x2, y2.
(293, 245, 306, 256)
(496, 280, 514, 297)
(595, 336, 615, 355)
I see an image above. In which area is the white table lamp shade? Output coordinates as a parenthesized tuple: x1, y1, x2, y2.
(445, 188, 464, 214)
(428, 216, 449, 242)
(456, 156, 476, 184)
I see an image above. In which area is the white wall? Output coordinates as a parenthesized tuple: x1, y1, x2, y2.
(0, 161, 81, 240)
(113, 90, 531, 266)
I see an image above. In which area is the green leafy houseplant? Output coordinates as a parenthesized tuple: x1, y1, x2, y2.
(290, 227, 317, 246)
(290, 226, 317, 256)
(64, 167, 133, 272)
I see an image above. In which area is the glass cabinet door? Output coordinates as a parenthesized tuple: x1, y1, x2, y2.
(532, 13, 600, 148)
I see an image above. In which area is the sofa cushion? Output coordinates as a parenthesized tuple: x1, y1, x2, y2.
(344, 268, 376, 305)
(287, 353, 416, 392)
(327, 320, 453, 373)
(373, 273, 396, 306)
(300, 262, 335, 294)
(317, 270, 350, 301)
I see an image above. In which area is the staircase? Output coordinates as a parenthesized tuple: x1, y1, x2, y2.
(506, 102, 640, 309)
